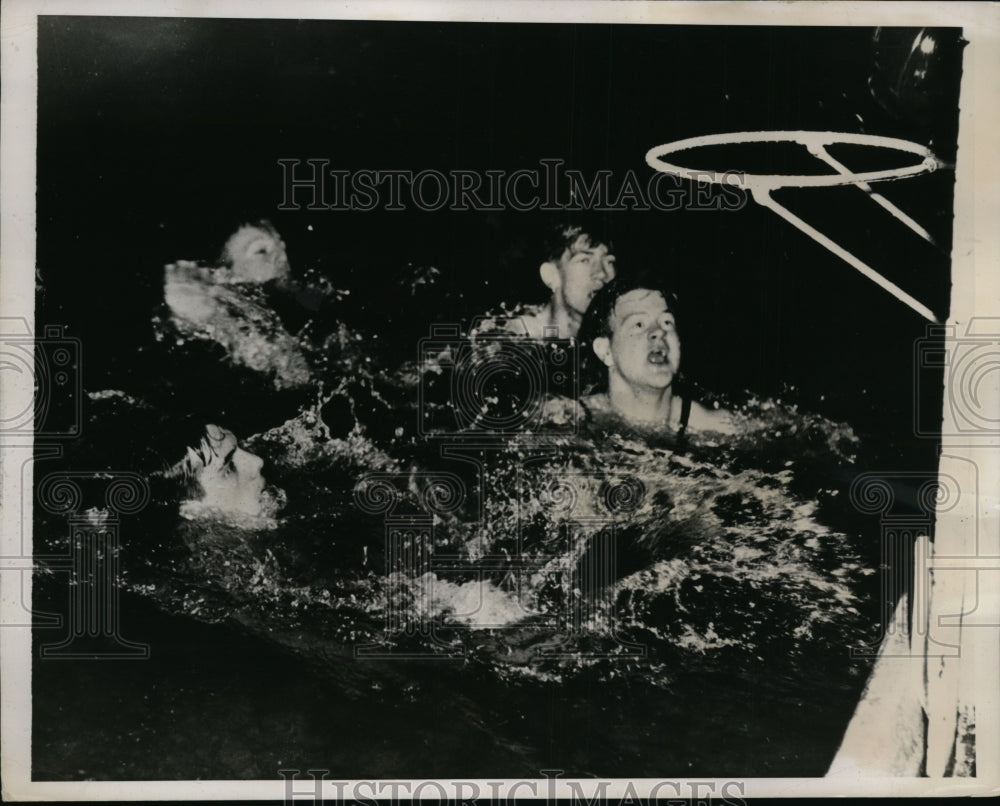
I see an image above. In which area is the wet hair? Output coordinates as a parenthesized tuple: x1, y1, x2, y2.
(76, 400, 231, 506)
(48, 402, 217, 554)
(540, 217, 613, 263)
(218, 218, 285, 267)
(577, 270, 681, 393)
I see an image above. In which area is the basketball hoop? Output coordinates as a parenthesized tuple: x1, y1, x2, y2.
(645, 131, 949, 323)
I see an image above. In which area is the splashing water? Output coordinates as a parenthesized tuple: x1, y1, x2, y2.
(44, 254, 883, 775)
(108, 327, 875, 679)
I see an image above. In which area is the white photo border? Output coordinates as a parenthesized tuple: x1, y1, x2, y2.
(2, 0, 998, 800)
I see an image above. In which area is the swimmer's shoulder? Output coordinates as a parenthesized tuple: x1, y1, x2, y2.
(538, 393, 609, 429)
(512, 305, 551, 340)
(470, 303, 547, 340)
(580, 393, 612, 416)
(540, 396, 582, 426)
(684, 398, 739, 435)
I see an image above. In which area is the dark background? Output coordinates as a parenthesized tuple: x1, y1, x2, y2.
(36, 17, 963, 451)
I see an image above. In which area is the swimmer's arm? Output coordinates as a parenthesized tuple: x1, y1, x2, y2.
(686, 399, 740, 435)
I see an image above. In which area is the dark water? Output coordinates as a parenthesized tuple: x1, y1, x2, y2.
(32, 292, 889, 780)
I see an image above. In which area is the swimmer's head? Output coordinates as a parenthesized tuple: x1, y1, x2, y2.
(174, 424, 278, 519)
(539, 220, 616, 321)
(579, 273, 682, 394)
(221, 220, 290, 283)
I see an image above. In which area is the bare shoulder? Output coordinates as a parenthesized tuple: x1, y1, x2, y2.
(581, 393, 612, 415)
(470, 304, 546, 339)
(502, 305, 547, 339)
(540, 395, 586, 426)
(686, 399, 739, 435)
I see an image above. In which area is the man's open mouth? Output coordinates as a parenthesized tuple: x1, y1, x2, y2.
(647, 348, 670, 365)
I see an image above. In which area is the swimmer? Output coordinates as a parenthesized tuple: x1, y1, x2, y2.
(479, 221, 616, 340)
(167, 423, 283, 521)
(161, 221, 312, 389)
(575, 274, 737, 435)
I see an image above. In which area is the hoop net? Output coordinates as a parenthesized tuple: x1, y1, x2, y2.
(645, 130, 948, 322)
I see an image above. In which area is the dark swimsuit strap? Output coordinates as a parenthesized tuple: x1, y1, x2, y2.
(677, 395, 692, 438)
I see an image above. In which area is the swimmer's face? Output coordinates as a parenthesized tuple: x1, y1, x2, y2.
(182, 425, 267, 517)
(593, 289, 681, 391)
(542, 234, 616, 318)
(223, 225, 290, 283)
